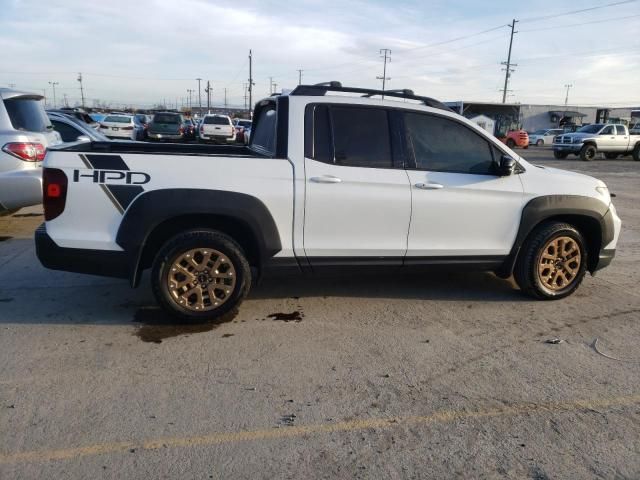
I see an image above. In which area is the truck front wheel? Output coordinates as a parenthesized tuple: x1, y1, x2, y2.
(580, 144, 597, 161)
(151, 230, 251, 322)
(514, 222, 587, 300)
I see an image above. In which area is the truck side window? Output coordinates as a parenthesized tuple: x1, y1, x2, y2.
(330, 107, 392, 168)
(251, 107, 276, 155)
(404, 113, 496, 175)
(616, 125, 626, 135)
(601, 125, 614, 135)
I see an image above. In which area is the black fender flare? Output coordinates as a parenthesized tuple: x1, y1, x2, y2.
(116, 189, 282, 286)
(499, 195, 613, 277)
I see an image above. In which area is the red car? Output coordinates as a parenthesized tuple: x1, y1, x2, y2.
(233, 118, 252, 144)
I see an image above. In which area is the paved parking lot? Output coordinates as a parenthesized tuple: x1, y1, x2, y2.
(1, 149, 639, 479)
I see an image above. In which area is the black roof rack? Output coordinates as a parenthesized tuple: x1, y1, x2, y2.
(290, 82, 451, 111)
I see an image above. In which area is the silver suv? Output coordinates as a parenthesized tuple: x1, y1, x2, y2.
(0, 88, 61, 214)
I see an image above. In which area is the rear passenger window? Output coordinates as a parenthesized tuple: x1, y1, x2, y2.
(404, 113, 497, 175)
(51, 120, 81, 142)
(331, 107, 392, 168)
(616, 125, 626, 135)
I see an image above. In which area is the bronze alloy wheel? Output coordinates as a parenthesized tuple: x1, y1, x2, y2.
(537, 236, 582, 292)
(167, 248, 236, 311)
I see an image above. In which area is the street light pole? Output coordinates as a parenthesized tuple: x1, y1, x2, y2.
(48, 81, 59, 108)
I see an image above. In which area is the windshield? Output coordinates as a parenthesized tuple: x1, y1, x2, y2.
(578, 124, 604, 133)
(237, 120, 252, 128)
(532, 129, 547, 135)
(104, 115, 131, 123)
(204, 116, 230, 125)
(153, 114, 180, 124)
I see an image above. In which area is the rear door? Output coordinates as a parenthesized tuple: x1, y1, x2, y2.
(402, 111, 524, 259)
(614, 125, 629, 152)
(303, 104, 411, 262)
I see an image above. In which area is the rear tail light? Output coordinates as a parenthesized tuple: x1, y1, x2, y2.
(43, 168, 68, 221)
(179, 126, 184, 134)
(2, 142, 46, 162)
(122, 126, 134, 130)
(200, 126, 204, 134)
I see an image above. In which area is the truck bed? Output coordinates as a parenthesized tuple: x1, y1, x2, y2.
(48, 141, 266, 158)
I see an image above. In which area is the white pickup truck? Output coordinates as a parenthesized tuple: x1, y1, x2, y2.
(36, 83, 621, 321)
(553, 123, 640, 161)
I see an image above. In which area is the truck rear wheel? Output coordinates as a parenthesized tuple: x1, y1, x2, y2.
(580, 144, 597, 161)
(553, 151, 568, 159)
(514, 222, 587, 300)
(151, 230, 251, 322)
(633, 144, 640, 161)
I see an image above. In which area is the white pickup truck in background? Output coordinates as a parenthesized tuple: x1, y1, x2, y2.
(35, 83, 621, 321)
(553, 123, 640, 161)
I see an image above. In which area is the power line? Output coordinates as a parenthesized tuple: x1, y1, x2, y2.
(519, 13, 640, 32)
(520, 0, 639, 23)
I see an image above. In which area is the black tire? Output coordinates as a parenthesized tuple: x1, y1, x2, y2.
(536, 139, 544, 146)
(580, 144, 597, 161)
(514, 222, 587, 300)
(506, 138, 516, 148)
(604, 152, 619, 160)
(632, 144, 640, 161)
(151, 230, 251, 322)
(553, 150, 568, 159)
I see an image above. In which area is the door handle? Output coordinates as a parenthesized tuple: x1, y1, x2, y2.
(310, 175, 342, 184)
(415, 182, 444, 190)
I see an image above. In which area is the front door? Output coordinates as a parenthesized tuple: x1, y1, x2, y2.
(402, 111, 525, 259)
(303, 104, 411, 262)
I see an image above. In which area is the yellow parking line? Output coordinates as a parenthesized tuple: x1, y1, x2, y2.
(1, 394, 639, 465)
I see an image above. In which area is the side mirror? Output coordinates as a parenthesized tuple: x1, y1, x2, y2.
(76, 135, 91, 143)
(498, 155, 516, 176)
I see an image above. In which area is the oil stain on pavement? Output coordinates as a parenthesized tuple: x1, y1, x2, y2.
(268, 311, 304, 322)
(133, 307, 237, 343)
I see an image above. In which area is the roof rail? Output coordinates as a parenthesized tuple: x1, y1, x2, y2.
(289, 83, 451, 111)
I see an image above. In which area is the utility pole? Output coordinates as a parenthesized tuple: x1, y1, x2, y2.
(224, 88, 228, 108)
(377, 49, 391, 93)
(564, 84, 573, 107)
(297, 69, 303, 85)
(8, 83, 16, 88)
(501, 19, 518, 104)
(205, 80, 212, 112)
(269, 77, 274, 94)
(77, 73, 85, 109)
(248, 50, 254, 115)
(42, 89, 47, 108)
(63, 93, 69, 107)
(48, 81, 59, 108)
(196, 78, 202, 116)
(272, 82, 278, 94)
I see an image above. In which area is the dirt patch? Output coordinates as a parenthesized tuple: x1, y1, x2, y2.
(0, 237, 12, 242)
(133, 306, 238, 343)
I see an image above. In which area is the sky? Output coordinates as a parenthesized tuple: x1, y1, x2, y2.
(1, 0, 639, 109)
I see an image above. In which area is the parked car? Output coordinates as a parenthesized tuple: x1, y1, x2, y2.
(147, 112, 185, 141)
(182, 118, 196, 140)
(498, 130, 529, 149)
(199, 114, 236, 143)
(89, 113, 106, 123)
(0, 88, 62, 215)
(553, 123, 640, 161)
(99, 114, 144, 141)
(630, 122, 640, 135)
(48, 112, 110, 143)
(233, 118, 252, 144)
(134, 114, 152, 139)
(528, 128, 563, 146)
(37, 83, 621, 321)
(54, 107, 99, 130)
